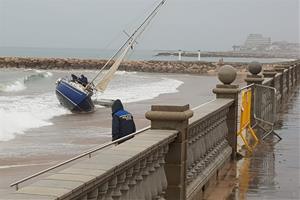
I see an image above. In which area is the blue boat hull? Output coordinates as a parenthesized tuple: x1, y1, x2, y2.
(55, 80, 94, 113)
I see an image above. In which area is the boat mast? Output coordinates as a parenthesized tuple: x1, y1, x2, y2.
(87, 0, 167, 90)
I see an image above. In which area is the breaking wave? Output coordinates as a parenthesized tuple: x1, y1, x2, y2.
(0, 80, 26, 92)
(0, 93, 69, 141)
(0, 71, 53, 92)
(24, 71, 53, 82)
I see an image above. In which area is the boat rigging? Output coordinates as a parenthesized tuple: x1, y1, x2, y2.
(55, 0, 167, 113)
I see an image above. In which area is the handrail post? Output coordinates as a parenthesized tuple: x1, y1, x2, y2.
(146, 105, 193, 200)
(296, 62, 300, 83)
(282, 65, 291, 94)
(275, 67, 285, 104)
(213, 65, 239, 160)
(244, 62, 264, 126)
(263, 69, 277, 87)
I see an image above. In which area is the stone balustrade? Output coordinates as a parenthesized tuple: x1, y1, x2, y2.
(4, 129, 178, 200)
(186, 99, 233, 199)
(254, 61, 300, 123)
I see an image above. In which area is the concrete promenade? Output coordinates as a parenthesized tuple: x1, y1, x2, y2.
(3, 60, 300, 200)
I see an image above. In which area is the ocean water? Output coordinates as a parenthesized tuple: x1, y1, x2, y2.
(0, 47, 294, 63)
(0, 68, 182, 141)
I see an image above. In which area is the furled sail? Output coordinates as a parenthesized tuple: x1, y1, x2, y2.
(96, 43, 132, 92)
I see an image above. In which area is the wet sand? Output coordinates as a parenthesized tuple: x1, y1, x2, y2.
(0, 72, 228, 195)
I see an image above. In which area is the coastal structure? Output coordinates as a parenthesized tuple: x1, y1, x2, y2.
(241, 34, 271, 51)
(0, 56, 282, 74)
(197, 50, 201, 61)
(178, 50, 182, 61)
(3, 60, 300, 200)
(232, 34, 300, 56)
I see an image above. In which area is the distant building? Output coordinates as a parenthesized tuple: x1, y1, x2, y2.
(270, 41, 300, 51)
(241, 34, 271, 51)
(232, 34, 300, 57)
(232, 45, 241, 51)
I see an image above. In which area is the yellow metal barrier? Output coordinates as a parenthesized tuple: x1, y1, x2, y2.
(237, 89, 259, 152)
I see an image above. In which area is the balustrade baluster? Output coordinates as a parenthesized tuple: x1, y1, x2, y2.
(105, 177, 117, 200)
(87, 188, 98, 200)
(112, 172, 126, 200)
(147, 155, 158, 198)
(80, 194, 88, 200)
(127, 165, 138, 200)
(140, 158, 151, 200)
(121, 170, 131, 200)
(98, 182, 108, 200)
(134, 161, 144, 200)
(187, 138, 194, 177)
(157, 147, 167, 198)
(152, 150, 163, 199)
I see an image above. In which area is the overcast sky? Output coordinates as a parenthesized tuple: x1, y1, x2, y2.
(0, 0, 299, 51)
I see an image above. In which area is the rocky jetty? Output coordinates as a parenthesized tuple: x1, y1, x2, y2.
(0, 56, 292, 74)
(156, 51, 300, 59)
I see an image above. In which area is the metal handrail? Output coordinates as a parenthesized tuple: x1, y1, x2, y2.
(254, 83, 277, 92)
(239, 83, 254, 92)
(191, 99, 216, 111)
(239, 83, 277, 93)
(10, 126, 150, 190)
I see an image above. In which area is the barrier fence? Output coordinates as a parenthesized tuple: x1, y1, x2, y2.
(237, 83, 281, 153)
(253, 84, 281, 140)
(237, 86, 258, 152)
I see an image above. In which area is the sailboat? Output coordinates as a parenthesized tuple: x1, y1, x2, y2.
(55, 0, 166, 113)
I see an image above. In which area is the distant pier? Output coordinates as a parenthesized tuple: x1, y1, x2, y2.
(156, 50, 300, 59)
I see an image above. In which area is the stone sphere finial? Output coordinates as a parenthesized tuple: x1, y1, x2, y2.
(248, 61, 262, 75)
(218, 65, 237, 85)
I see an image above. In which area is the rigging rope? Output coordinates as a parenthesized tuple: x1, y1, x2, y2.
(86, 0, 167, 90)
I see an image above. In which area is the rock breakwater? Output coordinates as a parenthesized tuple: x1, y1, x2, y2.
(0, 56, 292, 74)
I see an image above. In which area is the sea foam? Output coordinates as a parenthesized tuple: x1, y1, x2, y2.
(98, 77, 183, 103)
(0, 80, 26, 92)
(0, 93, 69, 141)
